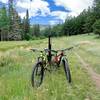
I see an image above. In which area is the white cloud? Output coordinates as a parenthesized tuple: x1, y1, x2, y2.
(0, 0, 50, 18)
(18, 12, 26, 19)
(0, 0, 8, 3)
(51, 11, 68, 22)
(50, 11, 79, 23)
(16, 0, 50, 18)
(49, 0, 94, 24)
(54, 0, 94, 16)
(68, 12, 78, 17)
(49, 20, 60, 25)
(0, 0, 94, 23)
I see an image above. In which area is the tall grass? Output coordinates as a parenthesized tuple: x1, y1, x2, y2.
(0, 34, 100, 100)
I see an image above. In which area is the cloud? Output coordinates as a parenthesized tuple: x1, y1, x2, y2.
(51, 11, 68, 22)
(18, 12, 26, 19)
(0, 0, 50, 18)
(16, 0, 50, 18)
(54, 0, 94, 16)
(49, 20, 60, 25)
(49, 0, 94, 24)
(0, 0, 94, 24)
(0, 0, 8, 3)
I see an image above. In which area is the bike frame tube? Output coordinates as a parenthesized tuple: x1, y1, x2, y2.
(53, 51, 64, 64)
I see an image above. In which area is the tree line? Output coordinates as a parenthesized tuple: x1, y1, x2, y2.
(0, 0, 35, 41)
(42, 0, 100, 37)
(0, 0, 100, 41)
(0, 0, 43, 41)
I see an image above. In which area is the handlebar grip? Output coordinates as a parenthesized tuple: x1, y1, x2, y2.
(60, 46, 73, 52)
(67, 47, 73, 50)
(51, 49, 58, 53)
(30, 48, 42, 52)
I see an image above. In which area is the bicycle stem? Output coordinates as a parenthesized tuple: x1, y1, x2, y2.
(48, 36, 52, 62)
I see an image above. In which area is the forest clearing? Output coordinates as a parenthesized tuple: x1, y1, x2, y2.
(0, 34, 100, 100)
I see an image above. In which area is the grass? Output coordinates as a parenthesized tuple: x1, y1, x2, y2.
(0, 34, 100, 100)
(0, 39, 45, 51)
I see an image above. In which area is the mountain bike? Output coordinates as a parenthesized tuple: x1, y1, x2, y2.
(31, 36, 73, 87)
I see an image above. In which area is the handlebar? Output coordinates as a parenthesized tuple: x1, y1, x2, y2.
(30, 46, 73, 53)
(59, 47, 73, 51)
(30, 48, 43, 52)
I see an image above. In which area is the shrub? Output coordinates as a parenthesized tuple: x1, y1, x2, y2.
(93, 20, 100, 37)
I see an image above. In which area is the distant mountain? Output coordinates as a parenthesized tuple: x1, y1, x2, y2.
(30, 24, 50, 30)
(40, 24, 50, 30)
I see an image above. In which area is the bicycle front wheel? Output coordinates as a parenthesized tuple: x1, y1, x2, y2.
(62, 58, 71, 83)
(31, 62, 44, 87)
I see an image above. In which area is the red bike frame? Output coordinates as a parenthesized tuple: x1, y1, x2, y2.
(53, 52, 64, 64)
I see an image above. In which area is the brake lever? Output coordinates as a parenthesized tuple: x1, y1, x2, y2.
(30, 48, 37, 52)
(30, 48, 43, 52)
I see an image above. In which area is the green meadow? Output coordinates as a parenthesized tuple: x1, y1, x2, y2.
(0, 34, 100, 100)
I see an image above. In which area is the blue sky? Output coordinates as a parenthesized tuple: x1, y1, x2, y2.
(0, 0, 94, 25)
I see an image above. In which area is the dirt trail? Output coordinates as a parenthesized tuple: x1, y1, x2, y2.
(21, 41, 100, 89)
(79, 41, 95, 45)
(74, 52, 100, 89)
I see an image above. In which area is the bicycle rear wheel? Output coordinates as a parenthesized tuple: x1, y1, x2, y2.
(62, 58, 71, 83)
(31, 62, 44, 87)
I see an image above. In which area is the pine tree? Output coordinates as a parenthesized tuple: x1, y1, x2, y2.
(8, 0, 22, 40)
(8, 0, 14, 31)
(9, 10, 22, 40)
(23, 9, 30, 40)
(0, 6, 9, 41)
(32, 24, 40, 37)
(93, 0, 100, 19)
(25, 9, 30, 34)
(93, 19, 100, 37)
